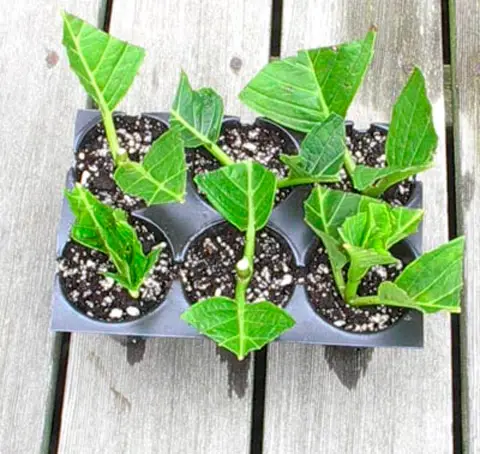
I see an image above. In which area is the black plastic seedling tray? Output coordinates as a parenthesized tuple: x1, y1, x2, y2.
(51, 110, 424, 348)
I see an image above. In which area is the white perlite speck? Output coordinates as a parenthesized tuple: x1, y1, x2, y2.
(126, 306, 140, 317)
(109, 308, 123, 319)
(279, 274, 293, 287)
(80, 170, 91, 185)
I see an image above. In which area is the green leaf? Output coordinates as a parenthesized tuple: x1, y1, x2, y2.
(351, 238, 465, 313)
(387, 68, 438, 167)
(342, 243, 398, 302)
(352, 68, 438, 195)
(339, 204, 392, 250)
(181, 297, 295, 360)
(305, 186, 421, 300)
(391, 237, 464, 313)
(339, 203, 398, 301)
(304, 186, 377, 240)
(170, 72, 222, 144)
(239, 29, 376, 132)
(280, 113, 345, 182)
(304, 187, 376, 296)
(62, 12, 145, 113)
(65, 185, 161, 297)
(352, 163, 433, 193)
(386, 206, 423, 249)
(195, 161, 277, 231)
(114, 130, 187, 205)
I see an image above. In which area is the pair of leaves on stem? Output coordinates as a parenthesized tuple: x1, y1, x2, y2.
(181, 162, 295, 360)
(304, 186, 464, 313)
(62, 12, 187, 206)
(170, 72, 349, 188)
(66, 185, 160, 298)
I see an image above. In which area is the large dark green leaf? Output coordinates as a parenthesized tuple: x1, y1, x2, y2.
(352, 68, 438, 195)
(352, 237, 465, 313)
(181, 297, 295, 360)
(170, 71, 224, 148)
(62, 12, 145, 112)
(280, 113, 345, 183)
(195, 161, 276, 231)
(65, 185, 160, 297)
(239, 29, 376, 132)
(114, 130, 187, 205)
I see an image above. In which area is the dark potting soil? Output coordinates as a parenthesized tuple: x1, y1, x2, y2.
(75, 114, 168, 211)
(58, 219, 175, 323)
(306, 242, 406, 333)
(331, 126, 415, 206)
(187, 122, 297, 204)
(180, 223, 297, 307)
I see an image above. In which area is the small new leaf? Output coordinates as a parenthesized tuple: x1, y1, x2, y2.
(304, 187, 374, 295)
(304, 186, 422, 299)
(181, 297, 295, 360)
(280, 113, 345, 185)
(195, 161, 277, 231)
(170, 72, 232, 166)
(239, 29, 376, 132)
(352, 68, 438, 196)
(114, 130, 187, 205)
(351, 237, 465, 313)
(66, 185, 161, 297)
(339, 204, 399, 300)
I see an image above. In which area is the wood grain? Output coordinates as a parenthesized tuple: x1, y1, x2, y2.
(450, 1, 480, 451)
(58, 1, 272, 452)
(0, 2, 102, 453)
(263, 2, 452, 453)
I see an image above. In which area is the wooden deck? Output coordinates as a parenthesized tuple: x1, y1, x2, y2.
(0, 0, 477, 452)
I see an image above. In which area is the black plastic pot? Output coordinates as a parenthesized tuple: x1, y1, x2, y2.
(51, 110, 423, 347)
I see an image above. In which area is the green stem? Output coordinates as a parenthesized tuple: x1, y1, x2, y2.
(362, 185, 384, 198)
(170, 110, 234, 166)
(234, 223, 255, 360)
(349, 295, 380, 306)
(128, 288, 140, 299)
(277, 176, 318, 189)
(344, 278, 361, 304)
(234, 164, 256, 360)
(344, 147, 356, 178)
(101, 109, 126, 166)
(332, 267, 346, 300)
(205, 142, 235, 166)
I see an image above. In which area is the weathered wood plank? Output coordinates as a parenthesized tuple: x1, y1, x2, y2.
(264, 2, 452, 453)
(58, 1, 272, 452)
(0, 2, 102, 453)
(450, 1, 480, 451)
